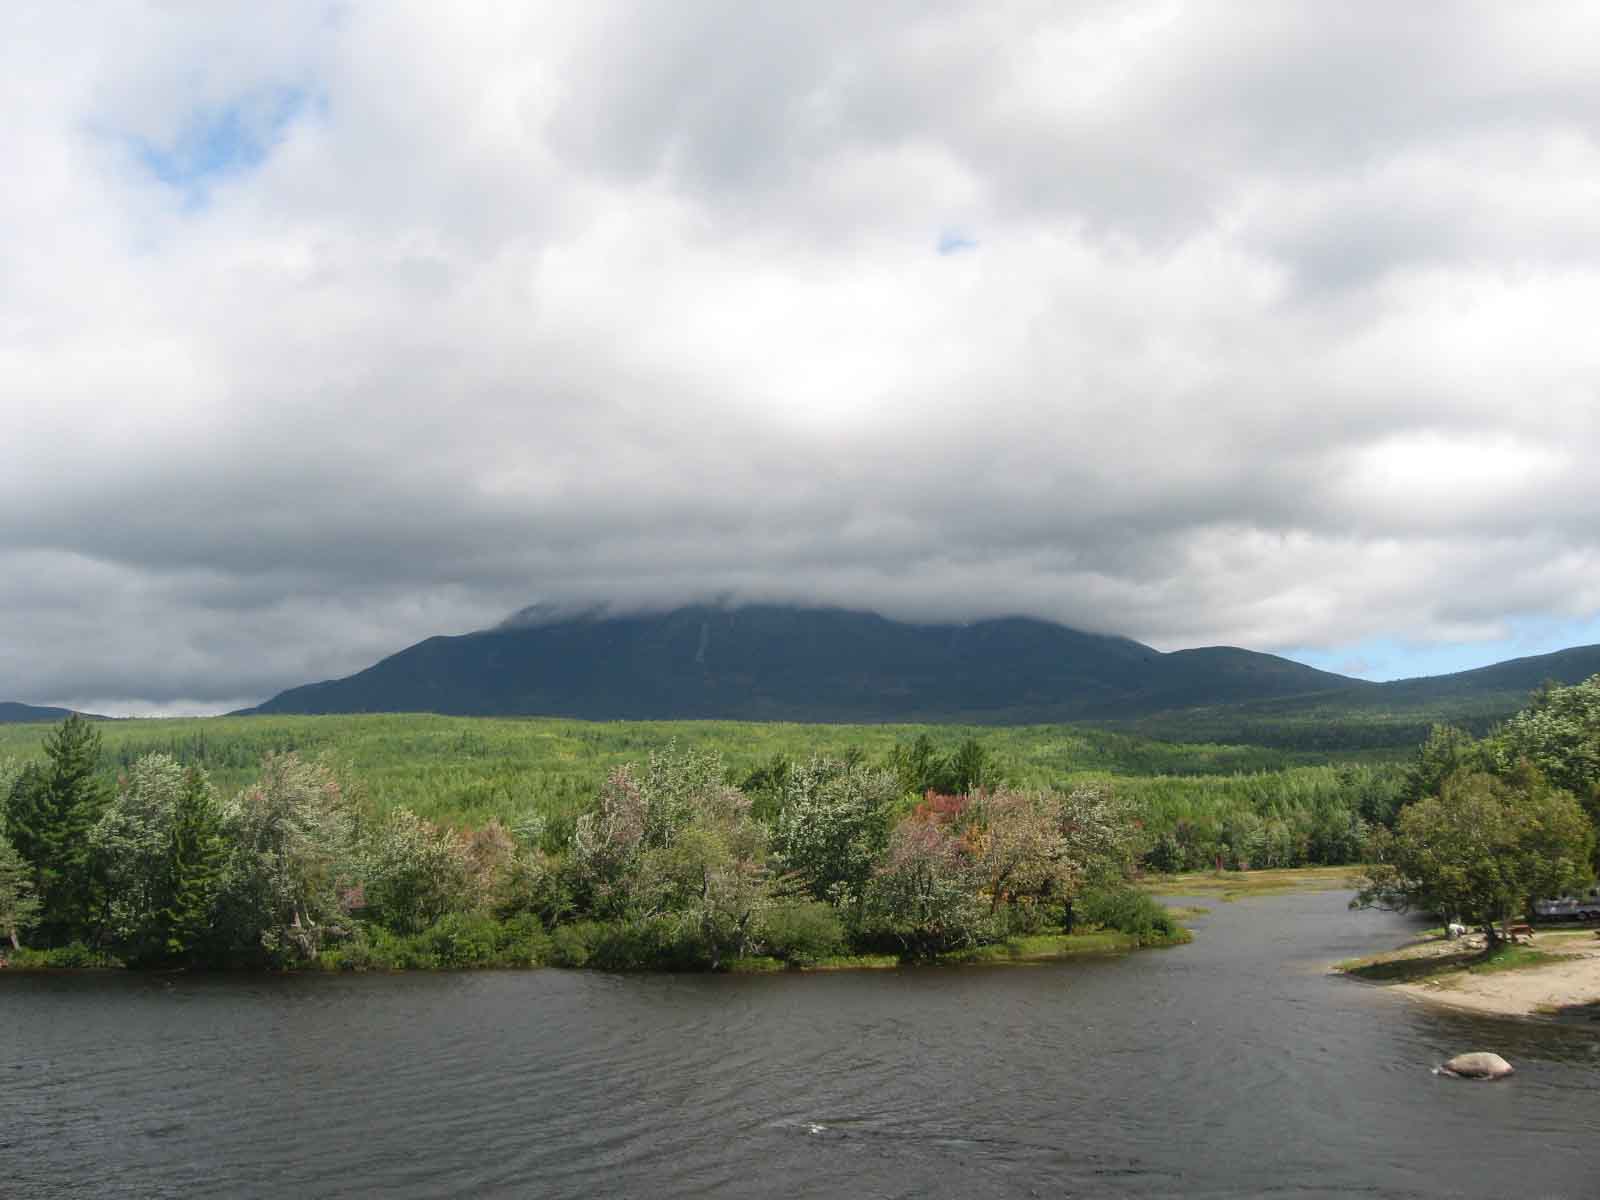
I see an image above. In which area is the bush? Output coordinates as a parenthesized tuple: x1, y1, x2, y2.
(321, 913, 554, 970)
(544, 917, 732, 971)
(1077, 887, 1178, 945)
(758, 900, 846, 966)
(7, 942, 121, 969)
(549, 921, 601, 968)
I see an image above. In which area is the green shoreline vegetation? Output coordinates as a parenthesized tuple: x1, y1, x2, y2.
(1335, 940, 1564, 986)
(3, 672, 1597, 973)
(0, 716, 1224, 973)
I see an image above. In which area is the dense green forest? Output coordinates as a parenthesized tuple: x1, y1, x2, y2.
(2, 673, 1596, 971)
(0, 714, 1397, 860)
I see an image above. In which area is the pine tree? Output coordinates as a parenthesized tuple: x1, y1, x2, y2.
(3, 713, 109, 944)
(157, 769, 225, 964)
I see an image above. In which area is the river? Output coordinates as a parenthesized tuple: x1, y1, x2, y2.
(3, 889, 1596, 1198)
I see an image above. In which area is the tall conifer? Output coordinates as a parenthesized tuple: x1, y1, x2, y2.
(158, 768, 225, 963)
(3, 713, 109, 944)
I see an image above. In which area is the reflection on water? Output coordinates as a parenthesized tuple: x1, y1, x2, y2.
(3, 891, 1596, 1198)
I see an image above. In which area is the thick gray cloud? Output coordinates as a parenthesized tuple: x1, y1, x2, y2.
(5, 1, 1600, 711)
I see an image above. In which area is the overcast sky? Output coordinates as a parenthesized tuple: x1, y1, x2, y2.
(6, 2, 1600, 715)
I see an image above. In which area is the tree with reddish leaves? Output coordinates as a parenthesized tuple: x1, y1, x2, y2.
(859, 810, 986, 955)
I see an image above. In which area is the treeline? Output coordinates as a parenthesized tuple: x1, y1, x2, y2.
(1383, 674, 1600, 864)
(0, 713, 1392, 830)
(1352, 674, 1600, 939)
(1124, 765, 1398, 873)
(0, 718, 1182, 971)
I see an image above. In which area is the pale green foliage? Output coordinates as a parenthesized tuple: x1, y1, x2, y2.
(0, 834, 40, 949)
(570, 743, 770, 965)
(0, 757, 20, 835)
(363, 807, 471, 934)
(860, 813, 987, 954)
(1056, 783, 1140, 889)
(570, 741, 731, 914)
(969, 789, 1073, 913)
(91, 753, 189, 953)
(220, 752, 362, 964)
(1354, 768, 1595, 939)
(1494, 675, 1600, 803)
(569, 767, 649, 916)
(770, 756, 896, 909)
(636, 812, 768, 968)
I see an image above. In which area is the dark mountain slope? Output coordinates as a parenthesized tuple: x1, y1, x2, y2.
(1358, 643, 1600, 705)
(244, 604, 1360, 723)
(1103, 643, 1600, 749)
(0, 702, 103, 723)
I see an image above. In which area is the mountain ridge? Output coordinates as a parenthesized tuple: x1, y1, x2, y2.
(0, 701, 106, 723)
(241, 603, 1383, 723)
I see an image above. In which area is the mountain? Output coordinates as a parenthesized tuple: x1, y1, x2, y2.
(1099, 643, 1600, 749)
(242, 604, 1366, 723)
(0, 701, 99, 723)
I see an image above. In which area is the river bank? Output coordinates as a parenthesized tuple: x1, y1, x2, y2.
(731, 924, 1192, 972)
(1336, 927, 1600, 1022)
(0, 908, 1193, 976)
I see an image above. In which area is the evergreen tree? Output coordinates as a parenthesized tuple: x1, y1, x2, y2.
(4, 714, 109, 944)
(157, 769, 226, 964)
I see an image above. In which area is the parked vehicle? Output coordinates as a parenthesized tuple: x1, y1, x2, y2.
(1532, 887, 1600, 921)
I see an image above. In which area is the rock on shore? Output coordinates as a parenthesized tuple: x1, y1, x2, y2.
(1440, 1052, 1514, 1079)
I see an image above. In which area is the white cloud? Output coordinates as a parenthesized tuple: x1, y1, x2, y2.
(5, 1, 1600, 709)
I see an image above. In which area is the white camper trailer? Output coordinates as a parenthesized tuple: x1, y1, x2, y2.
(1532, 887, 1600, 921)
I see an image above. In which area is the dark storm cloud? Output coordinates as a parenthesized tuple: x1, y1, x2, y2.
(5, 1, 1600, 710)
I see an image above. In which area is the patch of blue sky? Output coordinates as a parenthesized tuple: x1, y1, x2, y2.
(1281, 611, 1600, 682)
(937, 228, 978, 255)
(133, 86, 314, 208)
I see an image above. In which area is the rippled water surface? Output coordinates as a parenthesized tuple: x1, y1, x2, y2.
(4, 891, 1597, 1198)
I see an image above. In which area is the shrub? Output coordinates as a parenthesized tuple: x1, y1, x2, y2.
(758, 900, 846, 966)
(1077, 886, 1178, 944)
(7, 941, 121, 968)
(549, 921, 601, 968)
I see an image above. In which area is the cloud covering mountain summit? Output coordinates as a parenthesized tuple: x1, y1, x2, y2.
(5, 2, 1600, 712)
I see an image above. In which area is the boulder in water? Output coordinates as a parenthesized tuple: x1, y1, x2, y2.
(1440, 1052, 1513, 1079)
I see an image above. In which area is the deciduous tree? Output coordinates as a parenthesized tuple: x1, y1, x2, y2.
(218, 753, 361, 965)
(1353, 767, 1595, 943)
(0, 835, 40, 950)
(363, 807, 471, 934)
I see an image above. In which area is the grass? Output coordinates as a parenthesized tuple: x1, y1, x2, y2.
(728, 926, 1191, 972)
(942, 928, 1190, 964)
(1139, 865, 1361, 901)
(1338, 941, 1562, 985)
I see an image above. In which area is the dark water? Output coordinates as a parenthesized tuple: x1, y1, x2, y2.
(3, 892, 1597, 1199)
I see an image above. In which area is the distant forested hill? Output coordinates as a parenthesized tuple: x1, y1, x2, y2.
(0, 701, 98, 723)
(236, 605, 1600, 750)
(242, 604, 1363, 723)
(1101, 644, 1600, 749)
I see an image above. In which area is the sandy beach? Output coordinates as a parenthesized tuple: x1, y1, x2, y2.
(1339, 929, 1600, 1021)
